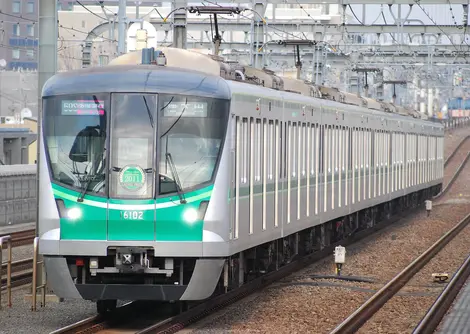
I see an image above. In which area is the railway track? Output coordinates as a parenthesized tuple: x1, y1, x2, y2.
(50, 135, 470, 334)
(0, 229, 36, 248)
(1, 258, 33, 290)
(330, 212, 470, 334)
(0, 229, 36, 290)
(444, 135, 470, 168)
(412, 252, 470, 334)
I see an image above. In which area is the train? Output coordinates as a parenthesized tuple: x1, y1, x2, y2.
(38, 47, 444, 314)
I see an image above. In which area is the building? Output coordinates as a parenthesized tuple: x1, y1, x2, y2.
(0, 124, 36, 165)
(0, 0, 38, 70)
(0, 1, 77, 70)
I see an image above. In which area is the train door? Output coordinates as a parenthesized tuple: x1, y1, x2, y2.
(107, 93, 156, 241)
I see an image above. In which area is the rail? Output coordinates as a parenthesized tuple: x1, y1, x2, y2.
(434, 151, 470, 199)
(329, 212, 470, 334)
(31, 236, 46, 311)
(444, 135, 470, 167)
(412, 253, 470, 334)
(0, 235, 12, 309)
(0, 229, 36, 248)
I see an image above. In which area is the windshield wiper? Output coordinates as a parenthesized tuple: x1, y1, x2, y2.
(77, 174, 94, 202)
(165, 153, 186, 204)
(143, 96, 154, 128)
(77, 150, 104, 202)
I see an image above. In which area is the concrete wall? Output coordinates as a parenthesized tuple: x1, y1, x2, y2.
(0, 164, 36, 226)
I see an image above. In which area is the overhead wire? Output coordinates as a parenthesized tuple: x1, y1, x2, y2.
(446, 0, 469, 50)
(413, 1, 459, 51)
(76, 0, 108, 21)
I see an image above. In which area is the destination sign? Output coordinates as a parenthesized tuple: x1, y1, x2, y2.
(61, 100, 105, 116)
(162, 102, 208, 117)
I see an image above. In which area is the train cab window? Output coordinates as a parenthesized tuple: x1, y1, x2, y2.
(43, 94, 108, 196)
(157, 95, 230, 195)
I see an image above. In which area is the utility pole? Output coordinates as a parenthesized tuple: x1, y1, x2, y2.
(171, 1, 188, 49)
(118, 0, 127, 54)
(34, 0, 58, 302)
(352, 68, 381, 97)
(383, 80, 408, 104)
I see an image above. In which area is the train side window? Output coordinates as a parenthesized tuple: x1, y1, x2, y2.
(242, 117, 249, 184)
(319, 125, 324, 174)
(301, 122, 306, 178)
(256, 118, 262, 182)
(268, 120, 274, 180)
(282, 122, 287, 179)
(310, 123, 315, 176)
(292, 121, 297, 177)
(326, 125, 331, 174)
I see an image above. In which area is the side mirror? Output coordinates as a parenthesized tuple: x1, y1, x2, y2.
(69, 126, 101, 162)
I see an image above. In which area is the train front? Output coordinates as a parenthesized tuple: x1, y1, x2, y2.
(38, 62, 231, 308)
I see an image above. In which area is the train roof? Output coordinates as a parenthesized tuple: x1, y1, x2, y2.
(42, 63, 231, 100)
(45, 47, 428, 122)
(107, 47, 426, 121)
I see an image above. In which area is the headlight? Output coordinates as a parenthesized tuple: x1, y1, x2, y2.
(67, 207, 82, 220)
(183, 208, 198, 224)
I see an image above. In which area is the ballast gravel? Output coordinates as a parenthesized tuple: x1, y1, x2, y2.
(0, 286, 96, 334)
(1, 245, 33, 263)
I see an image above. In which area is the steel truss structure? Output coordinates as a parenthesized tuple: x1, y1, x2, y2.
(42, 0, 470, 115)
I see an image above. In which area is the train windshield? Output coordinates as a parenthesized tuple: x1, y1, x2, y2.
(43, 94, 108, 196)
(43, 93, 229, 198)
(158, 95, 229, 194)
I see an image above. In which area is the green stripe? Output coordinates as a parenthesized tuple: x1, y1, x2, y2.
(52, 184, 213, 210)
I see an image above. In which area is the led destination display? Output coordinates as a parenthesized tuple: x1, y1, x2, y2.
(163, 102, 208, 117)
(61, 100, 105, 116)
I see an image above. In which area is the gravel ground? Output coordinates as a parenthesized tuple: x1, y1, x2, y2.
(1, 245, 33, 263)
(184, 131, 470, 333)
(0, 286, 96, 334)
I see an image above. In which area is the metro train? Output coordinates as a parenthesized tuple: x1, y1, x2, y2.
(38, 47, 444, 313)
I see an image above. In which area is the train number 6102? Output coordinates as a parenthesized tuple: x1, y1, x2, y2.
(121, 211, 144, 220)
